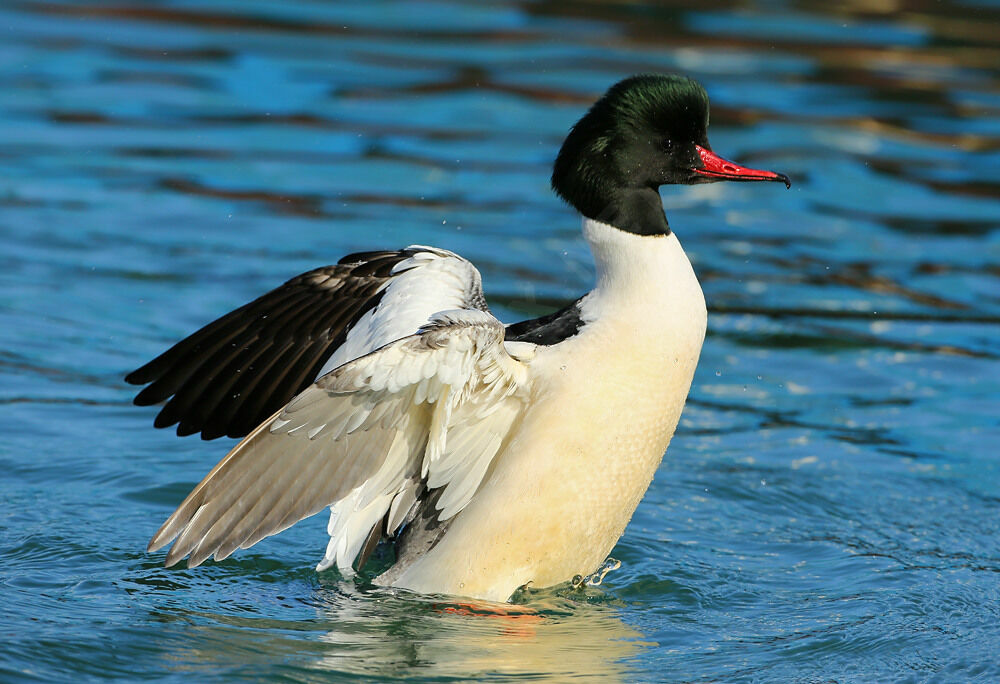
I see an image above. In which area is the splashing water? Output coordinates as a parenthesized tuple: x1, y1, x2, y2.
(572, 558, 623, 589)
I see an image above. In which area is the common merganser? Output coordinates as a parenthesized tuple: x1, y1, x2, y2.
(127, 74, 789, 603)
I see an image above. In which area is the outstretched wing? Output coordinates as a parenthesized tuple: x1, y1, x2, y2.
(147, 309, 534, 571)
(126, 247, 486, 440)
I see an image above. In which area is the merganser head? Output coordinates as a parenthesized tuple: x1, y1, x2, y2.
(552, 74, 790, 236)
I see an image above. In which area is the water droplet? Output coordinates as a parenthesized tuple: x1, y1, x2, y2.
(584, 558, 621, 587)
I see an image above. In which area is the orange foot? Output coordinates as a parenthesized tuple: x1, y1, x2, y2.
(436, 601, 543, 638)
(438, 600, 540, 620)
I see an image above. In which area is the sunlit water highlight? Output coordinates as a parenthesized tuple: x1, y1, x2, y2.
(2, 0, 999, 681)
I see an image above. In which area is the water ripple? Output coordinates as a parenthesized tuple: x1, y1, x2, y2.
(2, 0, 999, 681)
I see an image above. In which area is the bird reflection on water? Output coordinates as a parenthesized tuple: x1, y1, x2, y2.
(161, 577, 647, 682)
(313, 592, 645, 681)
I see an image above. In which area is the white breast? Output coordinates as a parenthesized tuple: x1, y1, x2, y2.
(382, 219, 707, 601)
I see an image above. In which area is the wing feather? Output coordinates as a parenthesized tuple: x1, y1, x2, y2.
(149, 309, 532, 570)
(127, 247, 484, 439)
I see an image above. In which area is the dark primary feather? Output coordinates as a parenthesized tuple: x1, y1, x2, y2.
(126, 249, 425, 440)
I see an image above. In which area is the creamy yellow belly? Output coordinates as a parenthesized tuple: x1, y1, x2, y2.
(384, 309, 705, 602)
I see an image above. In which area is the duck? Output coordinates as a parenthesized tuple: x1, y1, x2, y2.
(126, 74, 789, 603)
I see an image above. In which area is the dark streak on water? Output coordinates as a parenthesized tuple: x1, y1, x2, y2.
(1, 0, 998, 682)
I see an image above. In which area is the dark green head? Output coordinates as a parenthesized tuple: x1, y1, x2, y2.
(552, 74, 789, 236)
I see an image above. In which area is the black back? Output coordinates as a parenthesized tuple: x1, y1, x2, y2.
(505, 297, 587, 346)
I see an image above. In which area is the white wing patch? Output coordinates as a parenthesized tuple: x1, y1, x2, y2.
(148, 308, 533, 574)
(316, 247, 484, 378)
(312, 309, 528, 574)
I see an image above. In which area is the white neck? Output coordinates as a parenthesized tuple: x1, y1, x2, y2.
(581, 217, 704, 319)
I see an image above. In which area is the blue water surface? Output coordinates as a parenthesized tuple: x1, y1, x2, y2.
(2, 1, 999, 681)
